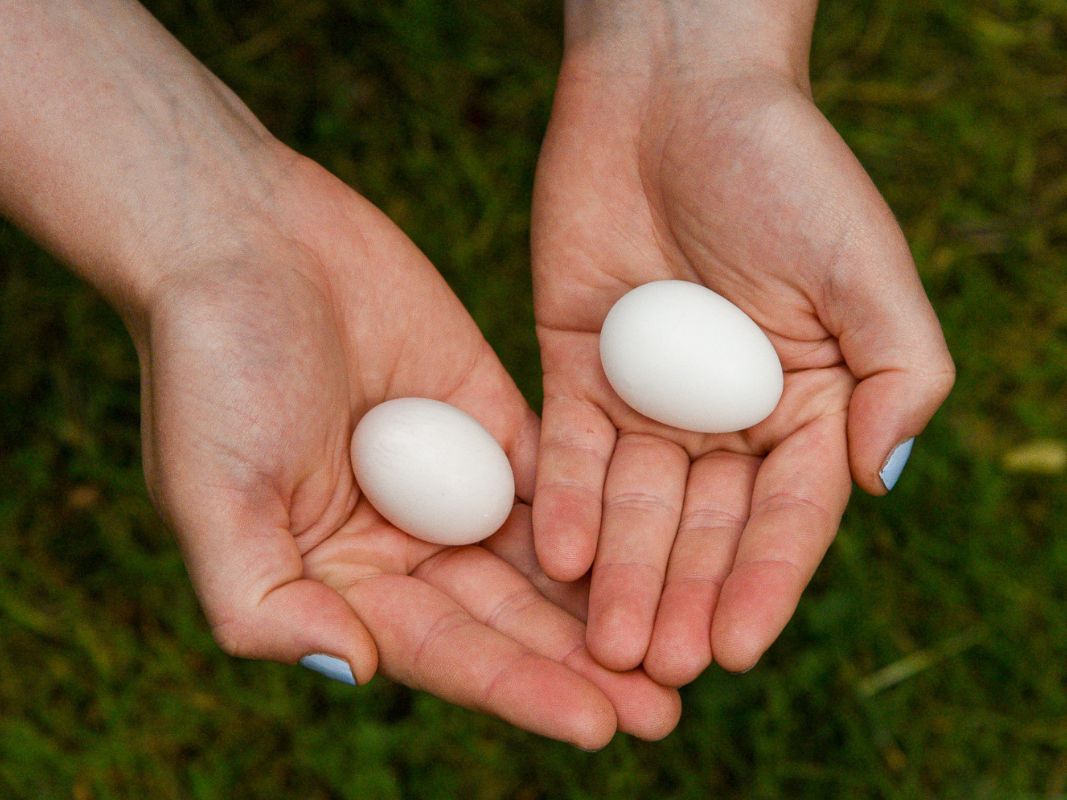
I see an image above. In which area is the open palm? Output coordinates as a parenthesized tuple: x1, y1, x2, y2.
(141, 155, 679, 747)
(532, 61, 954, 683)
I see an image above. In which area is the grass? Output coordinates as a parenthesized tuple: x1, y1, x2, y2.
(1, 0, 1066, 797)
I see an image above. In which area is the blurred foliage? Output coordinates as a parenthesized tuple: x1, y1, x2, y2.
(2, 0, 1066, 797)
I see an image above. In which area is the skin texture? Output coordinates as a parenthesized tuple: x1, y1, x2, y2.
(0, 1, 680, 747)
(532, 3, 955, 682)
(141, 157, 680, 747)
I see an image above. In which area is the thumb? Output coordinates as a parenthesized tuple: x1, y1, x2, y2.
(207, 571, 380, 688)
(820, 198, 955, 495)
(163, 487, 379, 685)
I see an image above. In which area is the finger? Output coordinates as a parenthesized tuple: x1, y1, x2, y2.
(416, 546, 681, 741)
(509, 409, 542, 504)
(441, 345, 542, 504)
(169, 492, 379, 685)
(818, 185, 955, 494)
(711, 413, 851, 672)
(587, 433, 688, 671)
(644, 451, 759, 687)
(533, 394, 617, 581)
(483, 504, 590, 621)
(341, 572, 618, 750)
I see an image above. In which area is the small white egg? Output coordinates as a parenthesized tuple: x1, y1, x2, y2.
(599, 280, 783, 433)
(351, 398, 515, 546)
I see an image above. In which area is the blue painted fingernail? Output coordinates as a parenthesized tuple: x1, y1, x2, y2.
(879, 438, 915, 492)
(300, 654, 356, 686)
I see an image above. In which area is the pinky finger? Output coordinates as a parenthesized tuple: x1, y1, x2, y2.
(711, 414, 852, 673)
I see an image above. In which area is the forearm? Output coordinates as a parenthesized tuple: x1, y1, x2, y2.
(0, 0, 287, 317)
(563, 0, 818, 83)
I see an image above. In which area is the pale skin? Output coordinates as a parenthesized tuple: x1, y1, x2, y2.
(532, 1, 955, 681)
(0, 0, 955, 744)
(0, 1, 680, 748)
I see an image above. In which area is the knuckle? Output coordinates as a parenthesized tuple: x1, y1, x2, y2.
(755, 491, 833, 525)
(679, 507, 747, 533)
(483, 587, 541, 630)
(209, 610, 256, 658)
(607, 491, 680, 517)
(480, 651, 541, 709)
(620, 433, 688, 464)
(596, 560, 665, 583)
(933, 357, 957, 397)
(410, 610, 473, 675)
(538, 478, 599, 500)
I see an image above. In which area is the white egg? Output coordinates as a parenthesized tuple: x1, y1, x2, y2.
(599, 280, 783, 433)
(351, 398, 515, 546)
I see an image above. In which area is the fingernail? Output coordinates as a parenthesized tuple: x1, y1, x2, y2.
(879, 438, 915, 492)
(299, 653, 356, 686)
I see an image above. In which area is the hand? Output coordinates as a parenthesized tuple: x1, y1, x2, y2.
(0, 0, 679, 746)
(531, 3, 954, 682)
(138, 154, 680, 747)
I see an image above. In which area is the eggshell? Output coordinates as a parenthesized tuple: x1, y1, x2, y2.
(599, 280, 783, 433)
(351, 398, 515, 546)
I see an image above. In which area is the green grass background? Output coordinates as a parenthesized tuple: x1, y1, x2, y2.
(2, 1, 1066, 797)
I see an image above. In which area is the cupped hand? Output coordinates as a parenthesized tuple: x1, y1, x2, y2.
(531, 27, 954, 682)
(137, 152, 679, 747)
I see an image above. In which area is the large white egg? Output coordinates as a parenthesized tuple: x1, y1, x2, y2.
(351, 398, 515, 546)
(599, 280, 783, 433)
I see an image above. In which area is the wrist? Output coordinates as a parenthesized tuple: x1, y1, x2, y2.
(112, 136, 299, 333)
(0, 1, 297, 333)
(563, 0, 817, 88)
